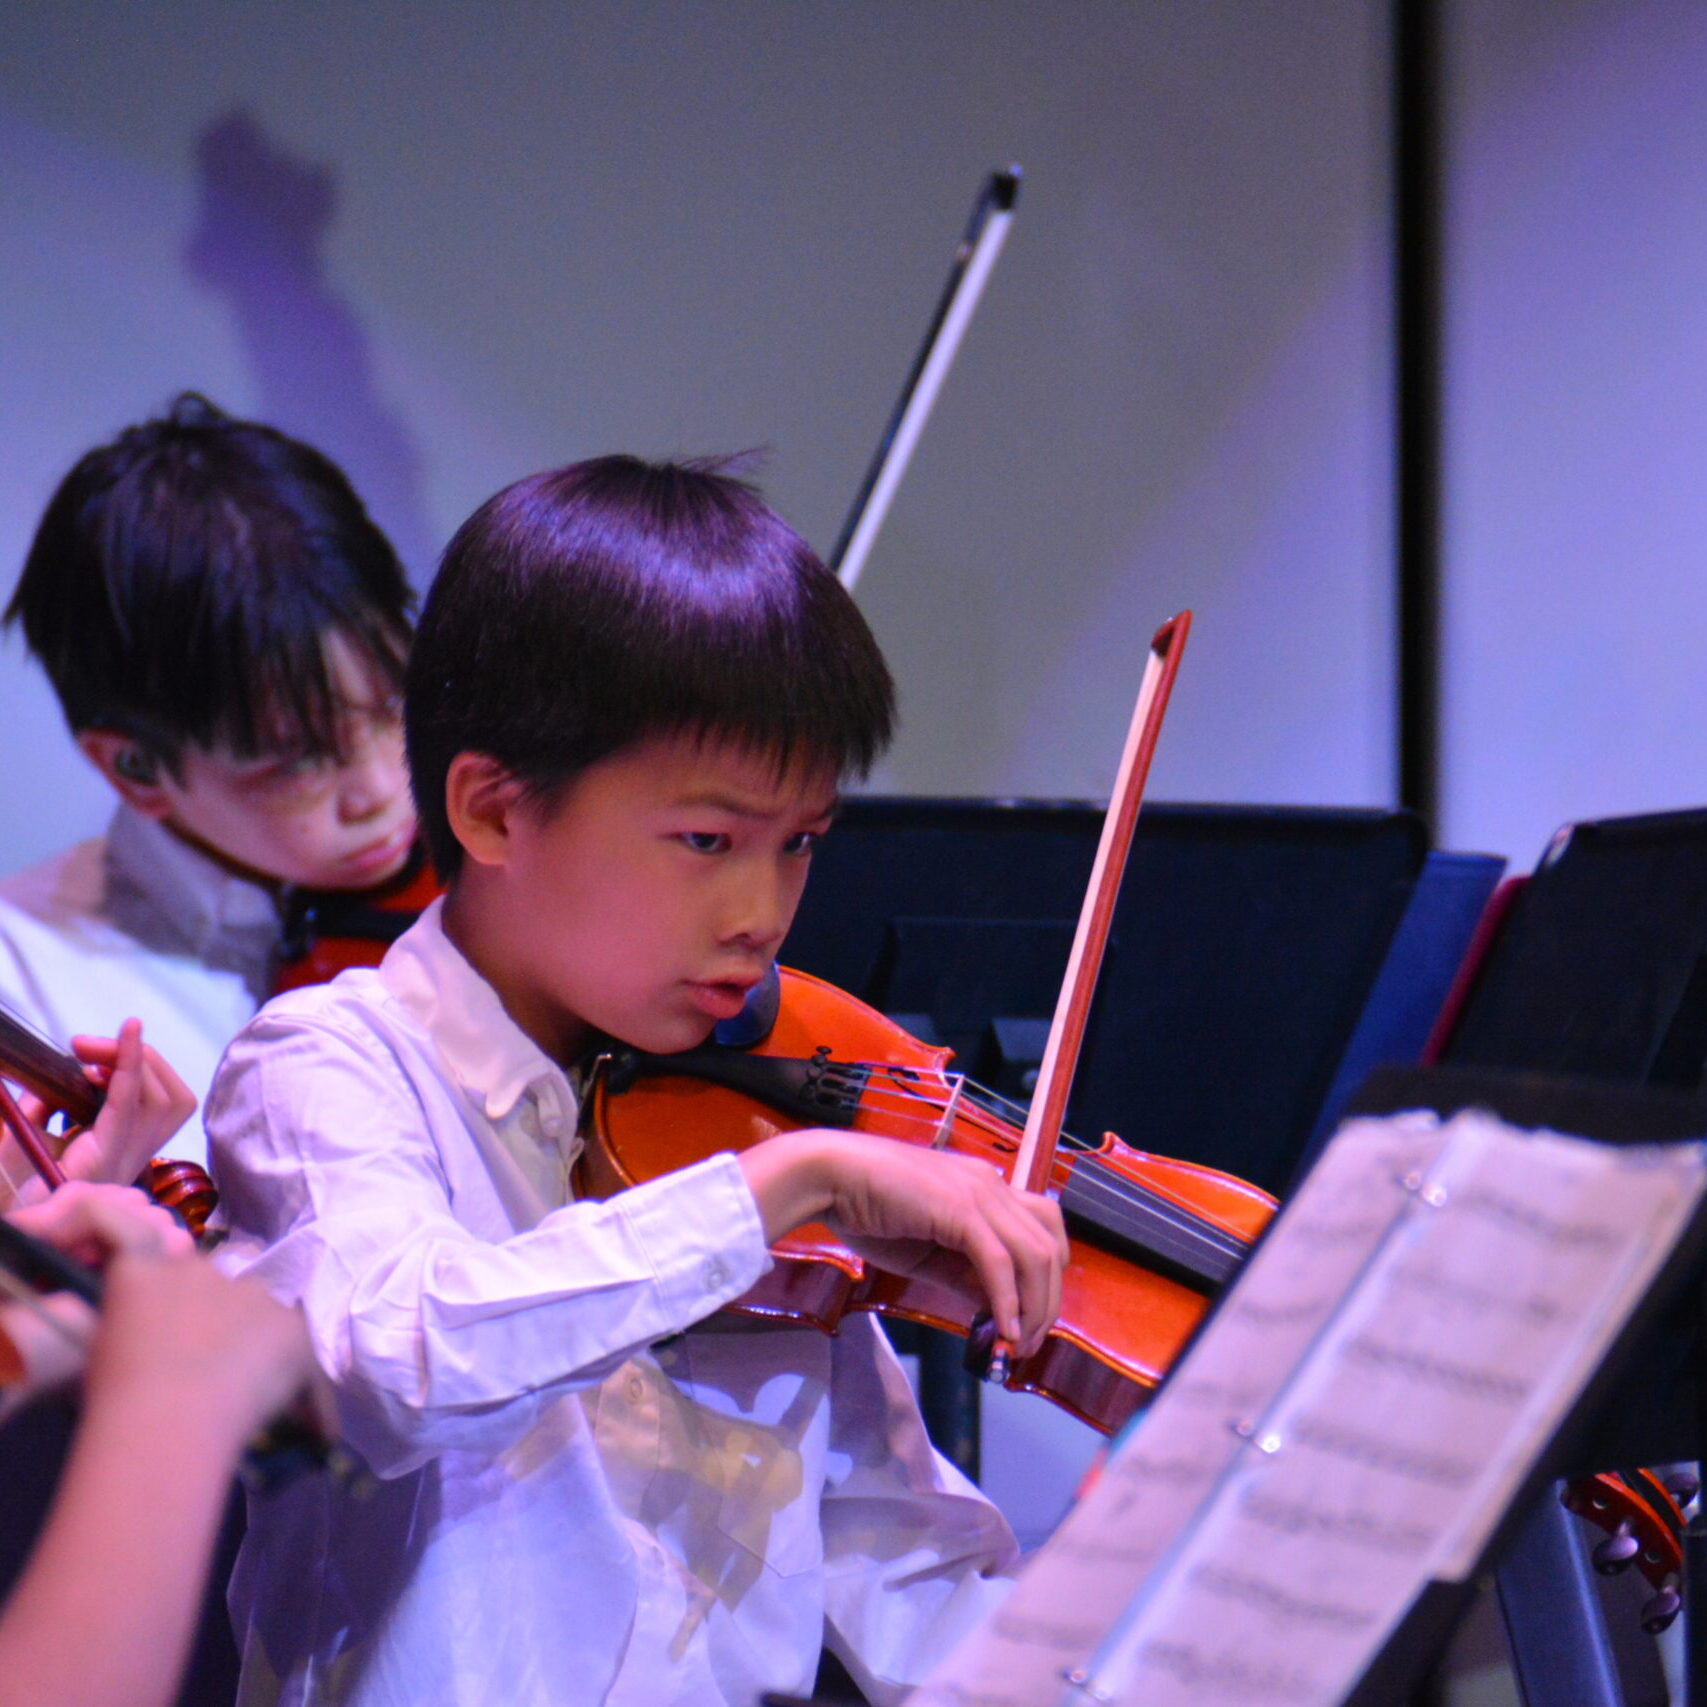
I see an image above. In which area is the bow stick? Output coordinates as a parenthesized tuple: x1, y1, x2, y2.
(0, 1003, 106, 1194)
(988, 611, 1191, 1378)
(831, 169, 1019, 592)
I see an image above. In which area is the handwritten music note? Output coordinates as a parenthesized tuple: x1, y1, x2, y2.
(907, 1109, 1707, 1707)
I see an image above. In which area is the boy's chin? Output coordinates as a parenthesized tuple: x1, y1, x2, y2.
(629, 1020, 718, 1059)
(601, 1009, 719, 1060)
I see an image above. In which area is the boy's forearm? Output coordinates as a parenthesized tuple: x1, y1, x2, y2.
(0, 1382, 248, 1707)
(737, 1130, 838, 1243)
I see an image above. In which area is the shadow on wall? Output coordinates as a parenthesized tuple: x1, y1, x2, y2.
(183, 109, 436, 576)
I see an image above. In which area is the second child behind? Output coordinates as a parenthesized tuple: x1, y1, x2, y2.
(0, 394, 419, 1183)
(210, 456, 1066, 1707)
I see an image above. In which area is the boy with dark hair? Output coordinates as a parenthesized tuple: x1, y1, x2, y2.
(210, 455, 1064, 1707)
(0, 394, 418, 1180)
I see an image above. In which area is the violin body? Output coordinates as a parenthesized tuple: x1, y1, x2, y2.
(585, 966, 1274, 1434)
(274, 848, 441, 993)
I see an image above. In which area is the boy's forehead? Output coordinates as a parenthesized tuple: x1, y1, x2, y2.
(216, 632, 399, 761)
(614, 731, 839, 816)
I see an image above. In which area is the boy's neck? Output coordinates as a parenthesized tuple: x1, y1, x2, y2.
(154, 815, 284, 896)
(440, 879, 592, 1068)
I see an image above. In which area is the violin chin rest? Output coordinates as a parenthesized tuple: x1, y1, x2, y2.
(713, 963, 782, 1047)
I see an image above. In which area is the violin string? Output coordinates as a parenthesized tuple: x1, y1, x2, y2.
(755, 1048, 1246, 1249)
(841, 1065, 1243, 1249)
(849, 1074, 1094, 1153)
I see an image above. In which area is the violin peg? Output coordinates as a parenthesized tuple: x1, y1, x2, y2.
(1591, 1521, 1639, 1575)
(1641, 1585, 1682, 1635)
(1663, 1470, 1700, 1508)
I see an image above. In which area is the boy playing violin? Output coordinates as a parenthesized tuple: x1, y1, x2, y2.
(0, 393, 418, 1189)
(209, 456, 1066, 1707)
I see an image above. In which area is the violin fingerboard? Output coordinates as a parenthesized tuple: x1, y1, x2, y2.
(0, 1002, 102, 1124)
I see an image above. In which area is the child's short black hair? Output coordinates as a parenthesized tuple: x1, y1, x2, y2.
(6, 393, 415, 771)
(407, 455, 896, 880)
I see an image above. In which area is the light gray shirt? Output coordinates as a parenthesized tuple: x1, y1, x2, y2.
(0, 806, 278, 1167)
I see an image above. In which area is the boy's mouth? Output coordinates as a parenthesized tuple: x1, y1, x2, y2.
(682, 979, 759, 1022)
(342, 820, 416, 879)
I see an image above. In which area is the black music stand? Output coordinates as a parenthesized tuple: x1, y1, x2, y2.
(784, 798, 1429, 1478)
(1426, 805, 1707, 1707)
(1346, 1065, 1707, 1707)
(790, 798, 1429, 1199)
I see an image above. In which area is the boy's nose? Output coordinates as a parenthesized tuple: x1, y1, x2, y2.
(721, 869, 792, 953)
(338, 727, 408, 821)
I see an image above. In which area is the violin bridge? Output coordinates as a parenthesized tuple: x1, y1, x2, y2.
(931, 1074, 967, 1149)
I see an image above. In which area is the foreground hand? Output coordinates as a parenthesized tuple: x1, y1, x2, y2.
(8, 1179, 192, 1269)
(17, 1020, 197, 1192)
(0, 1183, 193, 1406)
(739, 1131, 1068, 1356)
(87, 1252, 330, 1449)
(7, 1184, 328, 1447)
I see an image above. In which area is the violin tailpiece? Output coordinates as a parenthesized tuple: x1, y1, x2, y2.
(607, 1046, 870, 1130)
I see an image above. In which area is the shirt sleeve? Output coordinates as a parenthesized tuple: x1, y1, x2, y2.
(816, 1315, 1018, 1705)
(208, 1004, 772, 1477)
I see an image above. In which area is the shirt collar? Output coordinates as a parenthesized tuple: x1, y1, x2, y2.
(103, 806, 280, 991)
(379, 897, 572, 1124)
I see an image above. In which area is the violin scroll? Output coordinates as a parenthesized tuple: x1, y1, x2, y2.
(143, 1158, 220, 1241)
(1562, 1468, 1690, 1634)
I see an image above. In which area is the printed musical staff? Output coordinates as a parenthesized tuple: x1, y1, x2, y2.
(907, 1109, 1707, 1707)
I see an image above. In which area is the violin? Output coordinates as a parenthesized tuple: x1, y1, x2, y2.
(1564, 1467, 1695, 1634)
(584, 966, 1274, 1433)
(0, 1004, 218, 1239)
(0, 1013, 345, 1490)
(274, 842, 441, 993)
(585, 611, 1278, 1433)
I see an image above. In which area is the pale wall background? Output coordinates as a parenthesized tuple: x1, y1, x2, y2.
(3, 0, 1705, 1546)
(0, 0, 1392, 875)
(1443, 0, 1707, 861)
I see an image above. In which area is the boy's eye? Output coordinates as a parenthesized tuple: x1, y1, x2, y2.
(783, 830, 822, 856)
(263, 754, 329, 787)
(679, 831, 731, 854)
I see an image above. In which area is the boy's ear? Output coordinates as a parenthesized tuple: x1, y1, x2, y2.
(77, 731, 173, 819)
(444, 753, 529, 869)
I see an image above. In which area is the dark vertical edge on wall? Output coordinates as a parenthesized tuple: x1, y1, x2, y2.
(1394, 0, 1443, 836)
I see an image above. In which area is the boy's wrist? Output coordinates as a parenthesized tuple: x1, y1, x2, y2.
(738, 1131, 840, 1243)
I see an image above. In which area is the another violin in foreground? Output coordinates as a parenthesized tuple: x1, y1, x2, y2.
(0, 1004, 217, 1237)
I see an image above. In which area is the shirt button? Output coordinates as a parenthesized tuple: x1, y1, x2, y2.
(702, 1260, 728, 1291)
(626, 1375, 646, 1403)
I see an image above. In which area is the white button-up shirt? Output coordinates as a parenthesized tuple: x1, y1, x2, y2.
(0, 806, 279, 1172)
(210, 901, 1015, 1707)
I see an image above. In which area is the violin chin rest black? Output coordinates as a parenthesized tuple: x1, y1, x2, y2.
(713, 962, 782, 1048)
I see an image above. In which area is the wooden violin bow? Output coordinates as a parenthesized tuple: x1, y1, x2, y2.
(831, 168, 1020, 592)
(986, 610, 1192, 1378)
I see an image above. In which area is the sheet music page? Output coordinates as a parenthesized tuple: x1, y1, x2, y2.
(908, 1110, 1707, 1707)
